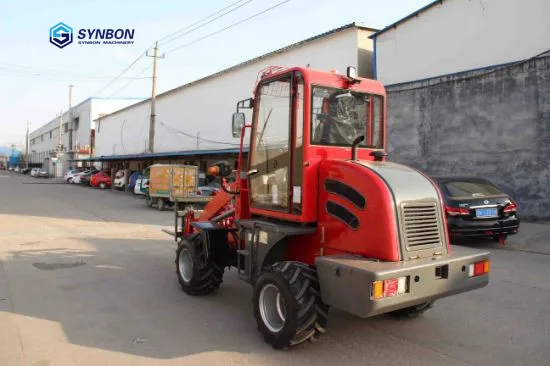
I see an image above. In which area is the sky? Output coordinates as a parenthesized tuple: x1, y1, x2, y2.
(0, 0, 433, 148)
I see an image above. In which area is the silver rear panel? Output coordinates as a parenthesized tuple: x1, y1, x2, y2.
(355, 161, 448, 259)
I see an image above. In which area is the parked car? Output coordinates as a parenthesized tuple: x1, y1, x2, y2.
(30, 168, 40, 177)
(37, 169, 49, 178)
(134, 176, 148, 196)
(90, 171, 111, 189)
(14, 166, 21, 173)
(128, 171, 142, 192)
(195, 186, 220, 196)
(64, 168, 84, 183)
(113, 169, 127, 190)
(78, 171, 95, 185)
(21, 167, 31, 174)
(8, 166, 14, 171)
(432, 176, 519, 242)
(72, 169, 98, 184)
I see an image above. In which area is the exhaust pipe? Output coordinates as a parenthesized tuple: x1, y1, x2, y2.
(351, 135, 365, 161)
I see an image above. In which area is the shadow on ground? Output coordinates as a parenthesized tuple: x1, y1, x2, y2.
(1, 236, 469, 362)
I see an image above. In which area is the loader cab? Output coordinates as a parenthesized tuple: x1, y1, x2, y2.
(236, 67, 387, 223)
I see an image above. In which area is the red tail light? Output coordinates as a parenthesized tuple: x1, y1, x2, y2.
(503, 202, 517, 213)
(445, 206, 470, 216)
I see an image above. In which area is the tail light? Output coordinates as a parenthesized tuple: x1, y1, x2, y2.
(468, 259, 489, 277)
(503, 202, 517, 213)
(371, 277, 408, 299)
(445, 206, 470, 216)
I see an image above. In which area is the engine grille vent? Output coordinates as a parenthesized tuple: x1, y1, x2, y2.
(401, 202, 443, 251)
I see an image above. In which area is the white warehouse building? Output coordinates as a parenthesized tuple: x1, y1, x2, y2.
(29, 97, 145, 174)
(371, 0, 550, 85)
(94, 23, 377, 164)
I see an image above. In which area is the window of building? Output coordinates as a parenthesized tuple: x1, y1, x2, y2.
(49, 131, 52, 139)
(41, 135, 44, 142)
(73, 117, 79, 130)
(64, 123, 68, 133)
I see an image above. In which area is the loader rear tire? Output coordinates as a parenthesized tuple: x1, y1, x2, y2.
(157, 198, 165, 211)
(176, 233, 224, 296)
(389, 301, 434, 319)
(253, 261, 329, 350)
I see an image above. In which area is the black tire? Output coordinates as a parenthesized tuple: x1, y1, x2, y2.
(99, 182, 106, 189)
(157, 198, 165, 211)
(175, 233, 224, 295)
(253, 261, 329, 350)
(389, 301, 434, 319)
(145, 195, 153, 207)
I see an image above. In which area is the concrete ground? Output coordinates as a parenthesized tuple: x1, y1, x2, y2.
(1, 171, 549, 366)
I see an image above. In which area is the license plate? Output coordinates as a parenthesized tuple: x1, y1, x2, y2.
(476, 207, 498, 218)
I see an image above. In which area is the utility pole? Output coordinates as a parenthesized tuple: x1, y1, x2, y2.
(57, 110, 63, 178)
(25, 120, 29, 168)
(68, 85, 74, 154)
(146, 42, 165, 153)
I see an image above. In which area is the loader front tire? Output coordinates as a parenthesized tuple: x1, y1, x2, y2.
(253, 261, 329, 350)
(176, 233, 223, 296)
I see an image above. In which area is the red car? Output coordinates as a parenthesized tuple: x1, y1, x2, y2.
(90, 171, 111, 189)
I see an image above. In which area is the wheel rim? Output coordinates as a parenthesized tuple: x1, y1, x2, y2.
(178, 248, 193, 283)
(259, 283, 286, 333)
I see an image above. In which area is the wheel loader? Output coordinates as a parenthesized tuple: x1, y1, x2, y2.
(173, 66, 490, 349)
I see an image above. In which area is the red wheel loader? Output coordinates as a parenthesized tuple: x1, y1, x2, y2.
(174, 66, 490, 349)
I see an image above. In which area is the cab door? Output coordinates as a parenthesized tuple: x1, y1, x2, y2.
(248, 74, 293, 213)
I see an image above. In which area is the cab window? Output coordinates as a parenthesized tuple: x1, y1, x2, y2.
(311, 86, 384, 148)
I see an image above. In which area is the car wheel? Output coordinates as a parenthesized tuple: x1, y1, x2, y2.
(99, 182, 106, 189)
(157, 198, 165, 211)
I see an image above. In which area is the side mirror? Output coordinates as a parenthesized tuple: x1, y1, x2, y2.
(232, 112, 245, 138)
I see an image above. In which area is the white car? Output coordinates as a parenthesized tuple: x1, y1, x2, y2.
(134, 177, 148, 195)
(14, 166, 20, 173)
(114, 169, 128, 190)
(64, 169, 83, 183)
(30, 168, 40, 177)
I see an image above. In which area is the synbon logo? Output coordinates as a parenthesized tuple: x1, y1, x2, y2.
(49, 22, 73, 49)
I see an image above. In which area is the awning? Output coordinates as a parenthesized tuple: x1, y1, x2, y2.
(71, 148, 246, 162)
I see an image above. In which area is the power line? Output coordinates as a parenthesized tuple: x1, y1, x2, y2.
(93, 52, 148, 96)
(158, 0, 254, 47)
(0, 63, 149, 80)
(108, 62, 153, 97)
(160, 121, 240, 146)
(165, 0, 290, 54)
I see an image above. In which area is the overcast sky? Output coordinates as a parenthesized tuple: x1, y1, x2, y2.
(0, 0, 432, 148)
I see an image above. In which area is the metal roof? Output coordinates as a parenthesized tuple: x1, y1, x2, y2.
(77, 147, 246, 162)
(369, 0, 444, 38)
(95, 22, 378, 122)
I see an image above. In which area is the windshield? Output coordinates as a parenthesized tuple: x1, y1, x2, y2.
(311, 86, 384, 148)
(443, 180, 503, 198)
